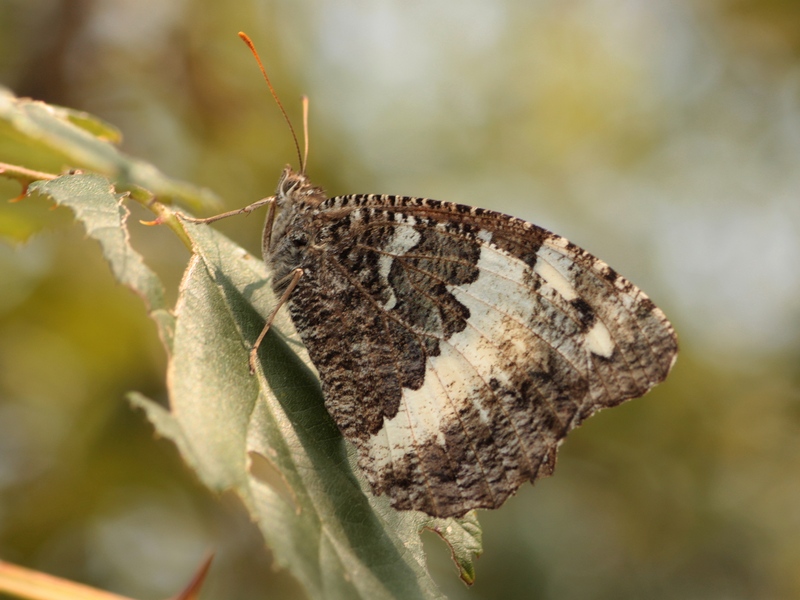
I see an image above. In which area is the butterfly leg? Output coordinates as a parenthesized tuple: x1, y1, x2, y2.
(248, 267, 304, 374)
(177, 196, 276, 224)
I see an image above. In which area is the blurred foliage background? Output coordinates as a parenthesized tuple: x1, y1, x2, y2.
(1, 0, 799, 598)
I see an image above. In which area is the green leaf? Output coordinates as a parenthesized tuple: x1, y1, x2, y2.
(0, 86, 220, 213)
(3, 92, 483, 594)
(424, 512, 483, 585)
(26, 173, 174, 350)
(130, 220, 482, 599)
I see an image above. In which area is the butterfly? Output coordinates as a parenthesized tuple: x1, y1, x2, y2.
(255, 166, 677, 518)
(187, 33, 678, 519)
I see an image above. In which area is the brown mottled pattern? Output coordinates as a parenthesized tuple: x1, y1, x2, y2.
(265, 168, 678, 518)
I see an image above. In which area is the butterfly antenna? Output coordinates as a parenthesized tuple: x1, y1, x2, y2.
(238, 32, 304, 172)
(301, 95, 310, 174)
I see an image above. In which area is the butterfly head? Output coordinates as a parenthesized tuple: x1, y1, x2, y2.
(264, 166, 327, 263)
(276, 166, 327, 209)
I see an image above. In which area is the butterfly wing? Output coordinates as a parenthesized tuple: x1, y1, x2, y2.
(283, 194, 677, 518)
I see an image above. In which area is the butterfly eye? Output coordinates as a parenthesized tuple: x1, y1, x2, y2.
(291, 233, 308, 248)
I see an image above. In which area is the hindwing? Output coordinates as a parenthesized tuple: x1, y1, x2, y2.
(275, 193, 677, 518)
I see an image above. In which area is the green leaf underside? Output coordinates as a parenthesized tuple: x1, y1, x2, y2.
(425, 513, 483, 586)
(0, 86, 220, 212)
(26, 173, 174, 350)
(131, 220, 482, 599)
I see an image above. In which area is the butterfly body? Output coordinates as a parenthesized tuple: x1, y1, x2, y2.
(265, 166, 677, 518)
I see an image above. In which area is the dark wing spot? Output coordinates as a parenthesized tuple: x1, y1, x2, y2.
(569, 297, 596, 331)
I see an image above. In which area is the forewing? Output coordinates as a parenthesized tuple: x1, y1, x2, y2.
(286, 194, 677, 518)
